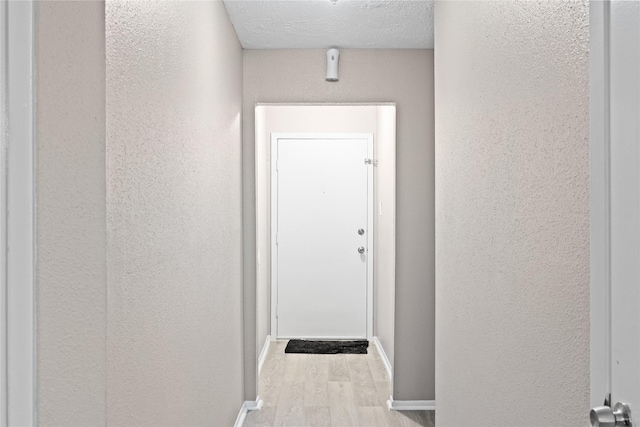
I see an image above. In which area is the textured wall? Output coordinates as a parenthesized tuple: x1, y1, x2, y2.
(434, 2, 590, 425)
(244, 49, 434, 400)
(35, 2, 107, 425)
(106, 1, 244, 425)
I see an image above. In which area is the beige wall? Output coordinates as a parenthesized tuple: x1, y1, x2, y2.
(254, 105, 396, 371)
(244, 49, 434, 400)
(106, 1, 244, 425)
(35, 2, 107, 425)
(434, 1, 590, 425)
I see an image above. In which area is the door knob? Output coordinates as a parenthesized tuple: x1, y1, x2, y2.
(358, 247, 365, 254)
(590, 402, 633, 427)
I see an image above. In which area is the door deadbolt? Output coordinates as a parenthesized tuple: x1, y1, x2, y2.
(358, 247, 365, 254)
(358, 229, 365, 235)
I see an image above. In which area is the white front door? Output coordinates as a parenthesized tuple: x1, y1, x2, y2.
(272, 133, 373, 339)
(590, 1, 640, 423)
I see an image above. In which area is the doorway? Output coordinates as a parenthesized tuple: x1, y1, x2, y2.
(255, 104, 397, 395)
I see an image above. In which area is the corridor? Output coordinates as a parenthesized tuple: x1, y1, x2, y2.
(1, 1, 598, 425)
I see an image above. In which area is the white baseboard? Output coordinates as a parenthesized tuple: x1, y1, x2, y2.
(387, 396, 436, 411)
(234, 399, 263, 427)
(258, 335, 271, 375)
(371, 336, 393, 382)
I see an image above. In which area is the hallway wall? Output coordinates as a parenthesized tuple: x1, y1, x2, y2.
(243, 49, 435, 401)
(434, 2, 590, 425)
(106, 1, 243, 425)
(35, 2, 107, 425)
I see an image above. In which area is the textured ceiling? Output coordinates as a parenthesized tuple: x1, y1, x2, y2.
(222, 0, 434, 49)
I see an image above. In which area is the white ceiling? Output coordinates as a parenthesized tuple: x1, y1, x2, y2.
(222, 0, 434, 49)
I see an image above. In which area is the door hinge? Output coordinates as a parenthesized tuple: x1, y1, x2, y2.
(364, 158, 378, 166)
(276, 306, 278, 318)
(276, 233, 278, 245)
(276, 160, 279, 171)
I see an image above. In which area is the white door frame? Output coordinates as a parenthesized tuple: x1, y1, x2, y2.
(0, 0, 6, 421)
(589, 0, 609, 407)
(270, 132, 374, 340)
(590, 0, 640, 411)
(2, 0, 36, 425)
(590, 0, 612, 408)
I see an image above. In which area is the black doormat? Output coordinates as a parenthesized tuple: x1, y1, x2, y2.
(284, 339, 369, 354)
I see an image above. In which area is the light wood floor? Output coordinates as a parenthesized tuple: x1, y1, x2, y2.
(244, 340, 435, 427)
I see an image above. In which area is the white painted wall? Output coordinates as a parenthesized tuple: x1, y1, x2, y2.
(434, 1, 590, 425)
(374, 106, 396, 367)
(35, 2, 106, 424)
(255, 105, 396, 369)
(106, 1, 244, 425)
(244, 49, 434, 401)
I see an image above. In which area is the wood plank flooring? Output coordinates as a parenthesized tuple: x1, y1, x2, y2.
(244, 341, 435, 427)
